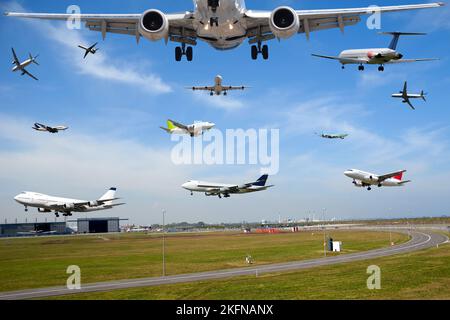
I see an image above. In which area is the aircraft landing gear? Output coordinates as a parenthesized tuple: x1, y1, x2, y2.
(55, 212, 60, 218)
(209, 17, 219, 27)
(358, 65, 365, 71)
(175, 43, 193, 62)
(378, 183, 382, 188)
(190, 191, 194, 196)
(223, 91, 227, 96)
(210, 91, 214, 96)
(341, 65, 345, 69)
(24, 206, 28, 212)
(378, 65, 385, 72)
(251, 41, 269, 60)
(367, 187, 372, 191)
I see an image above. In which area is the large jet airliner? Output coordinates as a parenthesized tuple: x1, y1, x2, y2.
(188, 75, 248, 96)
(5, 1, 445, 61)
(344, 169, 411, 191)
(182, 174, 274, 198)
(14, 188, 125, 217)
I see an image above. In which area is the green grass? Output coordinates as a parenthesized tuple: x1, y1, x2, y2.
(0, 230, 406, 292)
(50, 233, 450, 300)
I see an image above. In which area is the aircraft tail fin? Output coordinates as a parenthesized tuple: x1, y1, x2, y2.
(421, 91, 427, 102)
(98, 187, 117, 205)
(167, 120, 176, 130)
(30, 53, 39, 65)
(380, 32, 427, 50)
(253, 174, 269, 187)
(393, 172, 404, 181)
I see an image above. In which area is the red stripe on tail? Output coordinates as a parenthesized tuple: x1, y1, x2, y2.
(394, 172, 403, 181)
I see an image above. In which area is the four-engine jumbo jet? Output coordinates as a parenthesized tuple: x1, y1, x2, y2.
(188, 75, 248, 96)
(160, 119, 215, 137)
(316, 132, 349, 140)
(14, 188, 125, 217)
(344, 169, 411, 191)
(33, 123, 68, 133)
(4, 1, 445, 61)
(312, 32, 438, 71)
(11, 48, 39, 80)
(182, 174, 274, 198)
(78, 42, 99, 59)
(392, 81, 427, 110)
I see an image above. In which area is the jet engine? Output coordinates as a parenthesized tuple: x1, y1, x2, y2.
(37, 208, 51, 213)
(64, 203, 75, 210)
(269, 7, 300, 39)
(139, 9, 169, 41)
(352, 181, 364, 187)
(89, 201, 99, 207)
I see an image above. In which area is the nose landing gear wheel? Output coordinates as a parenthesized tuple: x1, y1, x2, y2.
(358, 65, 365, 71)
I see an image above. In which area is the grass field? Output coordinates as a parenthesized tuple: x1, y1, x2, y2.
(49, 232, 450, 300)
(0, 230, 407, 292)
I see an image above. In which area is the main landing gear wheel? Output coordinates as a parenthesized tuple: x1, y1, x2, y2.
(358, 65, 365, 71)
(251, 42, 269, 60)
(367, 187, 372, 191)
(175, 43, 194, 62)
(378, 65, 385, 72)
(55, 212, 60, 218)
(24, 206, 28, 212)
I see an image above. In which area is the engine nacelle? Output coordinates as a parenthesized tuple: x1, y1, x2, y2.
(139, 9, 169, 41)
(269, 6, 300, 39)
(38, 208, 51, 213)
(64, 203, 75, 210)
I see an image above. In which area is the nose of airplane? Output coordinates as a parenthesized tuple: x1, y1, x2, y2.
(182, 182, 190, 190)
(344, 170, 352, 177)
(14, 195, 21, 202)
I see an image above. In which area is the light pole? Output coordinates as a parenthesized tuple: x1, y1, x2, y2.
(323, 208, 327, 257)
(162, 209, 166, 277)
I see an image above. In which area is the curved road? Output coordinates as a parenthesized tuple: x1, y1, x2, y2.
(0, 229, 448, 300)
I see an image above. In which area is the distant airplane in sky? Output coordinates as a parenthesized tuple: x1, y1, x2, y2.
(160, 119, 215, 137)
(14, 188, 125, 218)
(312, 32, 438, 71)
(392, 81, 427, 110)
(11, 48, 39, 80)
(5, 1, 444, 61)
(182, 174, 274, 198)
(78, 42, 99, 59)
(344, 169, 411, 191)
(33, 123, 68, 133)
(316, 132, 349, 140)
(188, 75, 248, 96)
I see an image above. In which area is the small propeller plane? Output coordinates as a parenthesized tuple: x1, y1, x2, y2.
(78, 42, 99, 59)
(316, 132, 349, 140)
(33, 123, 68, 133)
(160, 119, 215, 137)
(344, 169, 411, 191)
(392, 81, 427, 110)
(188, 75, 249, 96)
(11, 48, 39, 80)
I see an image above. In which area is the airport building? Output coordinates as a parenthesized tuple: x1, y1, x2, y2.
(0, 221, 70, 237)
(74, 217, 127, 234)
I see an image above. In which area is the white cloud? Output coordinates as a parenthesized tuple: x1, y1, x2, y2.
(2, 1, 172, 94)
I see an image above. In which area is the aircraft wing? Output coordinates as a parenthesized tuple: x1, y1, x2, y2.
(245, 3, 444, 39)
(22, 69, 38, 81)
(222, 86, 248, 91)
(188, 86, 215, 91)
(386, 58, 439, 64)
(11, 48, 20, 66)
(311, 54, 368, 64)
(4, 12, 196, 42)
(378, 170, 407, 182)
(405, 99, 416, 110)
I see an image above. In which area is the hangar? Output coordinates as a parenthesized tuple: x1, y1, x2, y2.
(74, 217, 127, 234)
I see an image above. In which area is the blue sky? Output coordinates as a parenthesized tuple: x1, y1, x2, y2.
(0, 0, 449, 224)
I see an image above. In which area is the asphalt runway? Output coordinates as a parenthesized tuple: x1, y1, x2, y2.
(0, 229, 448, 300)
